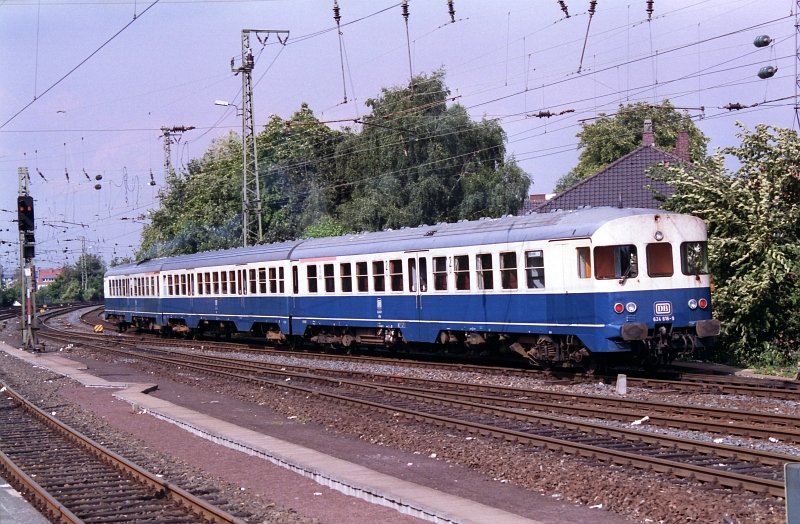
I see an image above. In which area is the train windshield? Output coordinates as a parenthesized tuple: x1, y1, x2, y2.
(681, 241, 709, 275)
(594, 244, 638, 280)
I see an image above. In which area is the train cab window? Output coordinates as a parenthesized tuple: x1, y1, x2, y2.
(525, 250, 545, 288)
(307, 265, 319, 293)
(259, 268, 268, 294)
(577, 247, 592, 279)
(646, 243, 674, 277)
(681, 241, 709, 275)
(500, 252, 518, 290)
(389, 259, 403, 291)
(476, 254, 493, 290)
(249, 269, 257, 294)
(433, 256, 447, 291)
(594, 245, 638, 280)
(340, 263, 353, 293)
(454, 255, 470, 290)
(356, 262, 368, 292)
(373, 261, 385, 292)
(324, 264, 335, 293)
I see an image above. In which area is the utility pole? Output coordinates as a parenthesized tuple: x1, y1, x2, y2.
(231, 28, 288, 247)
(160, 126, 195, 179)
(17, 167, 38, 351)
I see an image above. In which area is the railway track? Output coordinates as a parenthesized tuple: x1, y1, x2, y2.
(38, 316, 797, 498)
(0, 381, 243, 523)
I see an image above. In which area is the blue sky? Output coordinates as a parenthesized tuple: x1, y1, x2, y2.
(0, 0, 796, 270)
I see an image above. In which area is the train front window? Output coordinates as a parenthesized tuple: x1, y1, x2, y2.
(594, 245, 638, 280)
(681, 241, 709, 275)
(646, 243, 674, 277)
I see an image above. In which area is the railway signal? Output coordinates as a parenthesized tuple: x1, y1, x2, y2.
(17, 195, 34, 232)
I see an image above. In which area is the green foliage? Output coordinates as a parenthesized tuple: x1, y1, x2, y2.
(656, 123, 800, 367)
(138, 70, 530, 256)
(555, 100, 708, 192)
(36, 254, 106, 303)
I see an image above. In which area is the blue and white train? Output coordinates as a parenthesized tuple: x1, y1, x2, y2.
(104, 207, 721, 369)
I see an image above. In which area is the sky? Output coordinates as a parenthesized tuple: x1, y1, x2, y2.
(0, 0, 797, 272)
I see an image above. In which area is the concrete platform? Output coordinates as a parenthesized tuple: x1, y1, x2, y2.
(0, 342, 542, 524)
(0, 476, 50, 524)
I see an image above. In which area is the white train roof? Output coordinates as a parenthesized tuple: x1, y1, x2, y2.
(106, 207, 675, 276)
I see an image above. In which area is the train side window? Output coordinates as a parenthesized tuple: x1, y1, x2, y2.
(259, 268, 267, 294)
(681, 241, 709, 275)
(220, 271, 228, 294)
(525, 250, 545, 288)
(500, 252, 518, 290)
(476, 254, 493, 290)
(293, 266, 299, 295)
(307, 265, 318, 293)
(577, 247, 592, 279)
(454, 255, 470, 290)
(180, 274, 187, 295)
(433, 256, 447, 291)
(188, 274, 195, 296)
(238, 270, 247, 295)
(213, 272, 220, 294)
(373, 261, 385, 292)
(229, 271, 237, 294)
(646, 243, 674, 277)
(356, 262, 368, 292)
(340, 263, 353, 293)
(324, 264, 335, 293)
(389, 259, 403, 291)
(418, 258, 427, 292)
(408, 259, 417, 291)
(249, 269, 257, 294)
(268, 268, 277, 293)
(279, 267, 285, 293)
(594, 245, 638, 280)
(167, 275, 174, 296)
(197, 273, 204, 295)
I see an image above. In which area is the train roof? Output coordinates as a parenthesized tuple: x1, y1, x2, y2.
(106, 207, 676, 276)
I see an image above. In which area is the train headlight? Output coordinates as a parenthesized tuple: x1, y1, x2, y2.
(688, 299, 698, 310)
(654, 231, 664, 241)
(698, 298, 708, 310)
(625, 302, 637, 313)
(613, 303, 625, 314)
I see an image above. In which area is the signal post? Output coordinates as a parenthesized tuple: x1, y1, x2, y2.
(17, 167, 38, 351)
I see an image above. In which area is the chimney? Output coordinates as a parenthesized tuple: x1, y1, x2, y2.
(642, 119, 654, 147)
(674, 130, 690, 162)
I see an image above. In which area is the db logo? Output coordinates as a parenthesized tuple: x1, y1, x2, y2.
(654, 302, 672, 315)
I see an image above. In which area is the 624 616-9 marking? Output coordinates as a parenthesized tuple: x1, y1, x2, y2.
(653, 301, 675, 322)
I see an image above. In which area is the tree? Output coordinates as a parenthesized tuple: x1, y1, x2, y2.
(555, 100, 708, 192)
(336, 70, 529, 231)
(37, 253, 106, 302)
(656, 123, 800, 367)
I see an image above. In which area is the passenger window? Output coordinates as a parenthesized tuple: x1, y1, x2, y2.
(647, 243, 673, 277)
(324, 263, 335, 293)
(278, 267, 285, 293)
(249, 269, 257, 293)
(577, 247, 592, 279)
(229, 271, 236, 294)
(341, 263, 352, 293)
(356, 262, 368, 292)
(681, 241, 709, 275)
(180, 274, 187, 295)
(167, 275, 174, 296)
(269, 268, 278, 293)
(220, 271, 228, 294)
(455, 255, 470, 290)
(390, 259, 403, 291)
(594, 245, 638, 280)
(525, 250, 545, 288)
(433, 256, 448, 290)
(500, 252, 518, 290)
(476, 254, 493, 290)
(419, 258, 427, 292)
(373, 261, 385, 292)
(206, 272, 213, 295)
(259, 268, 268, 294)
(307, 265, 318, 293)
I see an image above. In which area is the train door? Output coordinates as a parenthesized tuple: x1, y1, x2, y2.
(406, 252, 429, 341)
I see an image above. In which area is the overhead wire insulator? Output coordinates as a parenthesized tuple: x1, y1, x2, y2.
(448, 0, 456, 23)
(333, 0, 341, 25)
(401, 0, 409, 22)
(64, 168, 69, 182)
(588, 0, 597, 16)
(557, 1, 570, 18)
(577, 0, 598, 73)
(646, 0, 653, 21)
(758, 65, 777, 79)
(401, 0, 413, 86)
(722, 102, 746, 111)
(36, 168, 47, 182)
(333, 0, 348, 104)
(753, 35, 772, 48)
